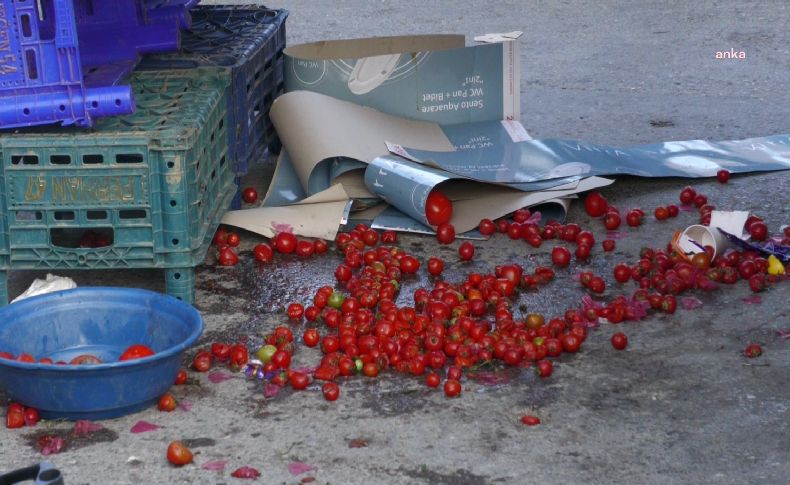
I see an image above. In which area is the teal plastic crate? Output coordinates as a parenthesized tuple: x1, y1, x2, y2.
(0, 69, 235, 305)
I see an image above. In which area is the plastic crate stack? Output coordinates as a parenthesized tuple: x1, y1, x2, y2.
(0, 0, 194, 129)
(141, 4, 289, 208)
(0, 3, 289, 305)
(0, 69, 235, 305)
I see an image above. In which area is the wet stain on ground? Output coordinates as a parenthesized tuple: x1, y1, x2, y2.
(181, 437, 216, 448)
(25, 427, 118, 453)
(397, 465, 492, 485)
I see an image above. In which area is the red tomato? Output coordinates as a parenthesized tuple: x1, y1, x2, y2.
(425, 372, 441, 388)
(313, 239, 328, 254)
(119, 344, 155, 361)
(217, 247, 238, 266)
(478, 219, 496, 236)
(654, 207, 669, 220)
(362, 230, 379, 246)
(602, 239, 615, 252)
(427, 257, 444, 276)
(211, 342, 231, 360)
(290, 372, 310, 390)
(212, 227, 228, 245)
(551, 246, 571, 267)
(611, 332, 628, 350)
(743, 343, 762, 358)
(584, 192, 608, 217)
(287, 303, 304, 320)
(295, 240, 315, 258)
(23, 407, 40, 426)
(241, 187, 258, 204)
(225, 232, 241, 247)
(229, 344, 248, 369)
(322, 382, 340, 401)
(70, 354, 102, 365)
(425, 190, 453, 226)
(362, 362, 379, 377)
(166, 441, 193, 467)
(158, 393, 177, 412)
(436, 223, 456, 244)
(16, 353, 35, 363)
(174, 369, 188, 385)
(275, 232, 297, 254)
(604, 212, 621, 230)
(381, 230, 398, 244)
(679, 186, 696, 205)
(443, 378, 461, 397)
(399, 255, 420, 274)
(536, 359, 553, 378)
(561, 333, 581, 353)
(458, 242, 475, 261)
(6, 409, 24, 429)
(626, 210, 643, 227)
(192, 350, 212, 372)
(303, 328, 320, 347)
(271, 350, 291, 369)
(447, 366, 462, 381)
(520, 415, 541, 426)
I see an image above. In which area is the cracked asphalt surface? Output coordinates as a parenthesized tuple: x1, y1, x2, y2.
(1, 1, 788, 484)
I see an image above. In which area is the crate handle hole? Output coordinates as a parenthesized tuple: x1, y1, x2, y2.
(59, 104, 66, 112)
(174, 273, 181, 280)
(167, 161, 174, 169)
(115, 99, 122, 107)
(170, 200, 177, 207)
(23, 108, 30, 116)
(172, 238, 179, 246)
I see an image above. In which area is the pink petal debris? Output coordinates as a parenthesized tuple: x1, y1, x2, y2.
(271, 223, 294, 234)
(201, 459, 229, 471)
(263, 382, 281, 398)
(776, 329, 790, 340)
(679, 204, 695, 212)
(468, 372, 510, 386)
(208, 371, 234, 383)
(73, 420, 104, 436)
(681, 297, 703, 310)
(288, 462, 316, 476)
(231, 466, 261, 479)
(178, 400, 194, 412)
(605, 230, 628, 240)
(38, 436, 65, 455)
(742, 295, 763, 305)
(130, 420, 160, 434)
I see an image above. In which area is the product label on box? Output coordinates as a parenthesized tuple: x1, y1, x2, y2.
(285, 36, 519, 125)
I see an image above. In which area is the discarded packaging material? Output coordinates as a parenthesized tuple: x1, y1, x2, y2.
(284, 34, 519, 124)
(11, 274, 77, 304)
(675, 211, 749, 259)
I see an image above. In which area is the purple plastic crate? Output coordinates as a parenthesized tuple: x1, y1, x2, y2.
(143, 0, 199, 28)
(0, 0, 135, 129)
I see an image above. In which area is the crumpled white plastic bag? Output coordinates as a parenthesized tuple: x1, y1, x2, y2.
(11, 274, 77, 304)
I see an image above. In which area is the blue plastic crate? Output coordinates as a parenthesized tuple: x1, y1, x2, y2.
(140, 4, 288, 183)
(73, 0, 191, 85)
(0, 0, 136, 129)
(0, 69, 235, 304)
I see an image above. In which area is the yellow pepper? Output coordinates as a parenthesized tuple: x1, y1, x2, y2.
(767, 255, 785, 275)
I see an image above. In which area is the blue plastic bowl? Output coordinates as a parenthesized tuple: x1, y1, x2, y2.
(0, 288, 203, 420)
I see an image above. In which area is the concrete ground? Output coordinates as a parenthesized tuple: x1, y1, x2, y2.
(1, 1, 789, 484)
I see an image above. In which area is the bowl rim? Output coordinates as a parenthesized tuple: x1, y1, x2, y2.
(0, 287, 203, 371)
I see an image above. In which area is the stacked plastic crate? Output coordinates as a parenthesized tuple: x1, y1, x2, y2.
(0, 2, 288, 305)
(140, 5, 289, 207)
